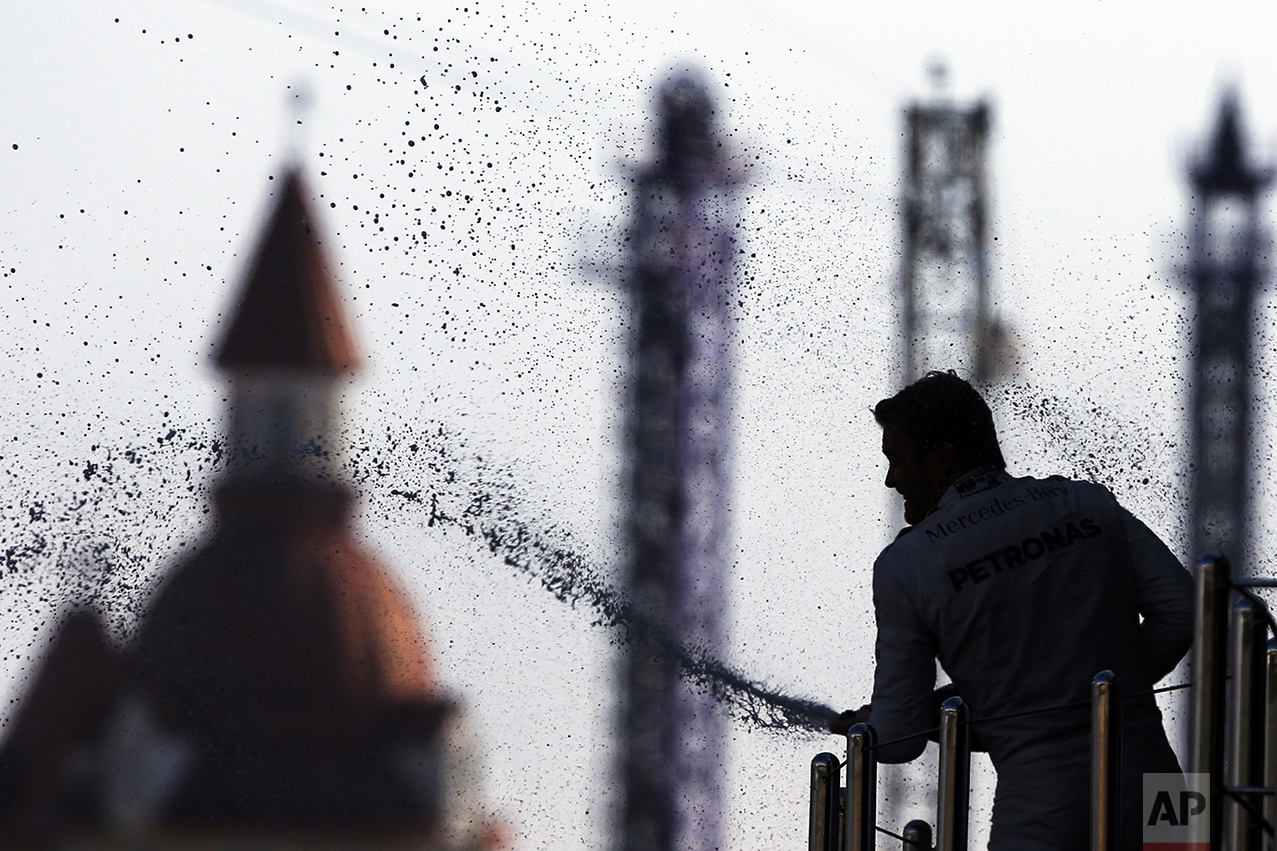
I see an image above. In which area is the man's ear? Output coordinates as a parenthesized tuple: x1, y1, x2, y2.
(931, 441, 958, 477)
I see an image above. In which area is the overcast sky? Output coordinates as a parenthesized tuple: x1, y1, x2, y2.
(4, 1, 1277, 848)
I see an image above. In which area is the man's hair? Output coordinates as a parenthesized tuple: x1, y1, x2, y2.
(873, 370, 1006, 469)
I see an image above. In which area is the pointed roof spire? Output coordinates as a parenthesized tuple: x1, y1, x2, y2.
(215, 169, 360, 373)
(1192, 92, 1273, 194)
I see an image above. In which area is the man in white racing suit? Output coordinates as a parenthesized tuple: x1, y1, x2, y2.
(864, 371, 1193, 850)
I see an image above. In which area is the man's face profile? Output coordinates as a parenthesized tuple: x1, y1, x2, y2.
(881, 425, 952, 525)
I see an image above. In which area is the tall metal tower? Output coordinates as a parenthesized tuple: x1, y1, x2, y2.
(620, 74, 736, 851)
(1186, 94, 1272, 562)
(900, 70, 994, 383)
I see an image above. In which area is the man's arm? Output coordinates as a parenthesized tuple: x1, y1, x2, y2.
(1117, 503, 1193, 682)
(868, 561, 938, 763)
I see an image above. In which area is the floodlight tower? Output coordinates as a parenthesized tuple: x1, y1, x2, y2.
(1186, 94, 1272, 562)
(619, 74, 737, 851)
(900, 67, 994, 383)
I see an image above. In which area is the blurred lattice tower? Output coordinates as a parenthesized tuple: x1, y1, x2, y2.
(620, 73, 737, 851)
(890, 66, 1001, 838)
(900, 66, 999, 383)
(1186, 94, 1272, 562)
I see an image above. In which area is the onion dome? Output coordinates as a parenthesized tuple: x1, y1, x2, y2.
(130, 479, 447, 832)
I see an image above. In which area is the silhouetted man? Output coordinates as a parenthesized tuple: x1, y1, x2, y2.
(864, 370, 1192, 850)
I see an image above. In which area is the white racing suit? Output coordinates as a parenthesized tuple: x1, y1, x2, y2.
(868, 468, 1193, 850)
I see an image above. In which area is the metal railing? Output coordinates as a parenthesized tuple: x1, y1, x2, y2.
(1265, 637, 1277, 850)
(805, 550, 1277, 851)
(1192, 552, 1230, 849)
(844, 724, 877, 851)
(1091, 671, 1121, 851)
(935, 697, 969, 851)
(1228, 595, 1267, 851)
(809, 752, 840, 851)
(901, 820, 932, 850)
(1193, 552, 1277, 850)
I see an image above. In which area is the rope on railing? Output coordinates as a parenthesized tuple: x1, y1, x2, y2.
(864, 681, 1193, 752)
(1221, 787, 1277, 838)
(875, 824, 926, 847)
(1233, 584, 1277, 639)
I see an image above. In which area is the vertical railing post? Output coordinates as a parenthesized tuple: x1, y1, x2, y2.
(1264, 637, 1277, 851)
(902, 819, 933, 850)
(809, 753, 840, 851)
(1091, 671, 1121, 851)
(1227, 595, 1267, 851)
(844, 724, 876, 851)
(935, 696, 969, 851)
(1190, 552, 1229, 850)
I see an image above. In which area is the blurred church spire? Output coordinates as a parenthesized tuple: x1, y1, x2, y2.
(0, 166, 502, 850)
(216, 168, 359, 480)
